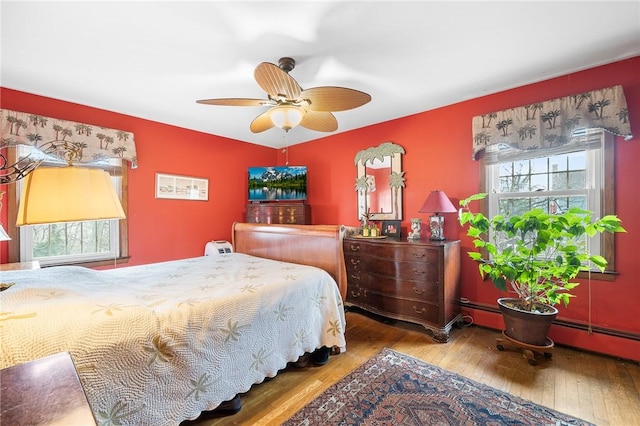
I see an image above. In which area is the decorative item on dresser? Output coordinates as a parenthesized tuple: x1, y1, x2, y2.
(246, 202, 311, 224)
(343, 236, 461, 342)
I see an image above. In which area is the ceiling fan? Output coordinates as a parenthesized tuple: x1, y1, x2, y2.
(196, 57, 371, 133)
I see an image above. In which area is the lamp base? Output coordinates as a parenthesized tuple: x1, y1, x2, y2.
(429, 215, 446, 240)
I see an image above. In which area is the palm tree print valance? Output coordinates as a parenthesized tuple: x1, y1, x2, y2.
(471, 85, 633, 160)
(0, 108, 137, 167)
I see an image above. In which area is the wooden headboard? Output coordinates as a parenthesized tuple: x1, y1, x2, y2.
(232, 222, 348, 300)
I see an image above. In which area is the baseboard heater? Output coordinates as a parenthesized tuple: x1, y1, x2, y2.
(460, 300, 640, 343)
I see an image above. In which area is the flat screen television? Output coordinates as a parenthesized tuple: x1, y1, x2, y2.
(248, 166, 307, 201)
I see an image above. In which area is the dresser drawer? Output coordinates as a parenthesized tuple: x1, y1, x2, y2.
(348, 290, 439, 325)
(361, 257, 439, 282)
(345, 248, 440, 282)
(344, 240, 440, 265)
(356, 273, 440, 302)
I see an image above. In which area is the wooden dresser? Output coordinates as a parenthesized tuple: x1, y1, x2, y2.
(246, 203, 311, 224)
(343, 237, 461, 342)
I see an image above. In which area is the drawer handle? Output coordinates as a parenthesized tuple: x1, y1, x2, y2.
(350, 258, 360, 266)
(349, 274, 360, 281)
(413, 306, 426, 314)
(412, 252, 425, 258)
(349, 245, 360, 252)
(412, 268, 425, 275)
(413, 287, 425, 295)
(351, 289, 367, 298)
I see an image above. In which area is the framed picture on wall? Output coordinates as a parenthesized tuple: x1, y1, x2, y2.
(381, 220, 401, 238)
(155, 173, 209, 201)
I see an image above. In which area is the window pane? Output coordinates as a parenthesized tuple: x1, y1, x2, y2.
(499, 163, 512, 177)
(513, 160, 529, 175)
(96, 221, 112, 253)
(66, 222, 82, 255)
(568, 170, 586, 189)
(81, 222, 98, 254)
(568, 152, 586, 170)
(498, 197, 534, 216)
(502, 172, 532, 193)
(530, 157, 548, 174)
(51, 224, 68, 256)
(499, 176, 513, 192)
(530, 173, 548, 191)
(32, 225, 51, 258)
(551, 196, 586, 213)
(29, 220, 115, 261)
(549, 155, 567, 172)
(568, 195, 587, 210)
(550, 171, 568, 190)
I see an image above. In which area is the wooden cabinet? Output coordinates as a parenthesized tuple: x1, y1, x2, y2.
(343, 237, 461, 342)
(1, 352, 97, 425)
(246, 203, 311, 224)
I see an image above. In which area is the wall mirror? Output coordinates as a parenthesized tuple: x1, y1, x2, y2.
(355, 142, 405, 221)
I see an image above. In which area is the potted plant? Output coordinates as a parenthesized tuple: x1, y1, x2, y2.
(458, 193, 625, 346)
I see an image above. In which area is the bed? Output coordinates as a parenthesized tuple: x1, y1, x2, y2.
(0, 223, 348, 425)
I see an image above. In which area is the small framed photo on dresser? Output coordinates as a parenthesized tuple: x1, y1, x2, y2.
(381, 220, 401, 238)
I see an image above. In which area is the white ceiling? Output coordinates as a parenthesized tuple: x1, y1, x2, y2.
(2, 1, 639, 149)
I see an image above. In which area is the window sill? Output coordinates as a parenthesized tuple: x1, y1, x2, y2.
(40, 257, 131, 269)
(577, 270, 618, 282)
(480, 269, 619, 283)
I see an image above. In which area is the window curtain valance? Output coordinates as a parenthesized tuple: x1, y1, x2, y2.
(0, 108, 137, 168)
(471, 85, 633, 160)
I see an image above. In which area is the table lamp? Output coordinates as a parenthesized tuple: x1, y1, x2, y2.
(418, 190, 456, 240)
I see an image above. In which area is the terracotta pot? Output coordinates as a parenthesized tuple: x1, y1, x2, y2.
(498, 297, 558, 346)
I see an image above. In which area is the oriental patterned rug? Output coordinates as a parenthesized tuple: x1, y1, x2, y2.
(283, 348, 592, 425)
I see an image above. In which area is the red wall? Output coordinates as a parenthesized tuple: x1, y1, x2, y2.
(2, 56, 639, 360)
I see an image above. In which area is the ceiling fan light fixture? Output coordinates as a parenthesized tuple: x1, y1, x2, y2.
(269, 106, 304, 131)
(198, 58, 370, 133)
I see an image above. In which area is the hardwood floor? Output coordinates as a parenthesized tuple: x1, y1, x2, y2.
(185, 309, 640, 425)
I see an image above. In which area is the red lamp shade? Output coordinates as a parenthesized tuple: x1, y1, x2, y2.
(419, 190, 456, 214)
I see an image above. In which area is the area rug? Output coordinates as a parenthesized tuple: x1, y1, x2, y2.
(283, 348, 592, 425)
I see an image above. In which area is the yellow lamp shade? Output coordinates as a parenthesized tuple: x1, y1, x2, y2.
(16, 166, 125, 226)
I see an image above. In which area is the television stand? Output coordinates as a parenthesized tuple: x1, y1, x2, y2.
(246, 202, 311, 224)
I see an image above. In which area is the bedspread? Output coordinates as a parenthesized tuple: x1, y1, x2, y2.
(0, 253, 346, 425)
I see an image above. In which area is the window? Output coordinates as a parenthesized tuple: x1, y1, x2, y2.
(12, 146, 128, 267)
(482, 130, 617, 275)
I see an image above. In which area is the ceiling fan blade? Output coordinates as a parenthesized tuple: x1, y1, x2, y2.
(250, 111, 275, 133)
(300, 111, 338, 132)
(300, 87, 371, 112)
(196, 98, 267, 107)
(254, 62, 302, 100)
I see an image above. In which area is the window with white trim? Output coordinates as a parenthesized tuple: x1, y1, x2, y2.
(15, 146, 126, 266)
(483, 130, 615, 267)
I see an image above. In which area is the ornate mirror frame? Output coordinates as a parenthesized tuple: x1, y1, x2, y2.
(355, 142, 405, 221)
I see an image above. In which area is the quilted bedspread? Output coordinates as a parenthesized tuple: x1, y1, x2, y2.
(0, 253, 346, 425)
